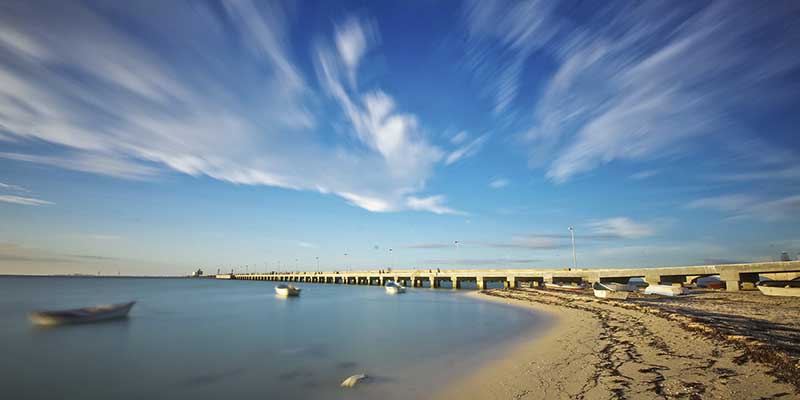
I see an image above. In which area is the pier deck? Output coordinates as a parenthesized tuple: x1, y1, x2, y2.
(221, 261, 800, 291)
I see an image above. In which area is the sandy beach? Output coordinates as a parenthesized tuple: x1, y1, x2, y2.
(438, 288, 800, 399)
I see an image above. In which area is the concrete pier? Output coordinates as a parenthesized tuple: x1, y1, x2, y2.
(224, 261, 800, 292)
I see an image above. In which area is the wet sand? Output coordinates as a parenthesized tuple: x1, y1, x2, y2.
(438, 288, 800, 399)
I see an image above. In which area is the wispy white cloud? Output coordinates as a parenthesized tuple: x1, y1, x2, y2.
(334, 17, 378, 87)
(716, 167, 800, 182)
(422, 258, 541, 266)
(0, 152, 159, 180)
(0, 3, 458, 215)
(488, 178, 509, 189)
(406, 195, 464, 215)
(462, 0, 554, 114)
(587, 217, 655, 239)
(479, 236, 563, 250)
(629, 170, 660, 180)
(297, 241, 316, 249)
(445, 133, 489, 165)
(464, 2, 800, 183)
(316, 17, 459, 213)
(687, 194, 800, 222)
(450, 131, 469, 145)
(0, 181, 27, 192)
(0, 195, 53, 206)
(686, 194, 756, 213)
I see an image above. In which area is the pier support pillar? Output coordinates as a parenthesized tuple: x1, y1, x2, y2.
(504, 277, 516, 289)
(721, 275, 740, 291)
(720, 272, 759, 291)
(644, 274, 661, 285)
(476, 277, 485, 290)
(429, 276, 437, 288)
(452, 277, 460, 289)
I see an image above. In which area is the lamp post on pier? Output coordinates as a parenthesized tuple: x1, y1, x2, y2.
(568, 226, 577, 270)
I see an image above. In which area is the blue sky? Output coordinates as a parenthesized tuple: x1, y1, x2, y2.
(1, 0, 799, 275)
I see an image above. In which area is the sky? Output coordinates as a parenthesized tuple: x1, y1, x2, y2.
(1, 0, 799, 275)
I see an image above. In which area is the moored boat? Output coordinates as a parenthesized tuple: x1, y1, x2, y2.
(385, 280, 406, 294)
(756, 280, 800, 297)
(644, 284, 688, 297)
(30, 301, 136, 326)
(275, 284, 301, 297)
(544, 282, 588, 292)
(592, 282, 630, 300)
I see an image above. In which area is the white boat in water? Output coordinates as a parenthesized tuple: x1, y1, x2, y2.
(544, 282, 587, 292)
(275, 284, 301, 297)
(385, 281, 406, 294)
(30, 301, 136, 326)
(644, 284, 688, 297)
(756, 280, 800, 297)
(592, 283, 630, 300)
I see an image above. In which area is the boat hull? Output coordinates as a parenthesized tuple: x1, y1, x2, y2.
(544, 283, 587, 291)
(757, 281, 800, 297)
(30, 301, 136, 326)
(384, 281, 407, 294)
(599, 283, 637, 292)
(593, 289, 630, 300)
(275, 285, 301, 296)
(385, 286, 406, 294)
(644, 284, 688, 297)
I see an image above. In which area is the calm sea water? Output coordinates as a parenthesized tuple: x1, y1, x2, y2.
(0, 277, 548, 399)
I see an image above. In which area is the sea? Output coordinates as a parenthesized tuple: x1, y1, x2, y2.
(0, 276, 549, 399)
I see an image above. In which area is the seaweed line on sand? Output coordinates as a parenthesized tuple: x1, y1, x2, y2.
(483, 288, 800, 396)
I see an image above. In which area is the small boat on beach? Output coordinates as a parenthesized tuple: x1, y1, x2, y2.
(756, 280, 800, 297)
(30, 301, 136, 326)
(592, 283, 630, 300)
(544, 282, 588, 292)
(275, 284, 301, 297)
(597, 282, 637, 292)
(644, 284, 688, 297)
(384, 281, 406, 294)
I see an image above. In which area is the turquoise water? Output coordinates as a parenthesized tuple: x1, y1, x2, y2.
(0, 277, 548, 399)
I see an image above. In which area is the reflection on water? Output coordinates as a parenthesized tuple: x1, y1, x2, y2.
(0, 277, 548, 399)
